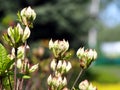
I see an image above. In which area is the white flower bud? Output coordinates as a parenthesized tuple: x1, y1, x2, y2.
(22, 26, 30, 42)
(49, 39, 54, 50)
(76, 47, 84, 59)
(50, 59, 56, 71)
(56, 76, 62, 87)
(17, 59, 22, 69)
(79, 80, 89, 90)
(62, 61, 67, 70)
(66, 61, 72, 72)
(88, 83, 97, 90)
(79, 80, 97, 90)
(57, 60, 62, 69)
(7, 27, 12, 37)
(29, 64, 38, 73)
(7, 27, 15, 44)
(93, 50, 97, 60)
(49, 39, 69, 58)
(47, 74, 52, 85)
(16, 23, 23, 35)
(20, 6, 36, 26)
(62, 77, 67, 86)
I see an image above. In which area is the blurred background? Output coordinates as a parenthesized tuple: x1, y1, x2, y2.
(0, 0, 120, 90)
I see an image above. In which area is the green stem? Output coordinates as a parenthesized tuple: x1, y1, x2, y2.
(7, 71, 12, 90)
(71, 69, 84, 90)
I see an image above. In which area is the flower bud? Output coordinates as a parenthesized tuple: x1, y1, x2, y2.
(77, 48, 97, 69)
(66, 61, 72, 72)
(29, 64, 38, 73)
(76, 47, 84, 59)
(79, 80, 97, 90)
(6, 25, 24, 47)
(56, 60, 72, 74)
(7, 27, 15, 44)
(22, 26, 30, 42)
(88, 83, 97, 90)
(50, 59, 56, 71)
(57, 60, 62, 69)
(79, 80, 89, 90)
(62, 61, 67, 70)
(17, 59, 22, 69)
(47, 74, 52, 85)
(20, 6, 36, 26)
(62, 77, 67, 86)
(16, 23, 23, 35)
(49, 39, 69, 58)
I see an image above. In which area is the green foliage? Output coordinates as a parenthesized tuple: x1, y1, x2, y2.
(0, 44, 11, 76)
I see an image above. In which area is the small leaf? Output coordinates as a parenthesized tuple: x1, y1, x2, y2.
(23, 75, 31, 79)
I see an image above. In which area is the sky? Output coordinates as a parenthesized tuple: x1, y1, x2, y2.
(100, 1, 120, 28)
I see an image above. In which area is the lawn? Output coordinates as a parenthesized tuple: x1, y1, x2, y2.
(89, 65, 120, 90)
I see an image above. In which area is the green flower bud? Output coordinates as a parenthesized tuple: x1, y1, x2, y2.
(5, 24, 24, 47)
(29, 64, 38, 73)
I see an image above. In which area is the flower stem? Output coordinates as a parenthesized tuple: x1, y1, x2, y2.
(19, 41, 27, 90)
(14, 48, 17, 90)
(71, 69, 84, 90)
(0, 77, 3, 90)
(7, 71, 12, 90)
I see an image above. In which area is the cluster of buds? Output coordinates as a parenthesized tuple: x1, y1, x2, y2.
(9, 45, 38, 74)
(17, 59, 38, 74)
(49, 39, 69, 58)
(51, 59, 72, 75)
(47, 75, 67, 90)
(3, 23, 30, 48)
(19, 6, 36, 27)
(79, 80, 97, 90)
(76, 47, 97, 69)
(48, 39, 72, 90)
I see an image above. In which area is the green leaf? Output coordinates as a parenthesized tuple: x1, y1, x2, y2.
(0, 44, 11, 76)
(23, 75, 31, 79)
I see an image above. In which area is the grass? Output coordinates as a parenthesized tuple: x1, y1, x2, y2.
(93, 82, 120, 90)
(88, 65, 120, 83)
(89, 65, 120, 90)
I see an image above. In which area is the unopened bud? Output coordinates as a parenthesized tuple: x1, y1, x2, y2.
(79, 80, 97, 90)
(17, 59, 22, 69)
(29, 64, 38, 73)
(66, 61, 72, 72)
(20, 6, 36, 26)
(49, 39, 69, 58)
(22, 26, 30, 42)
(16, 23, 23, 35)
(50, 59, 56, 71)
(47, 74, 52, 85)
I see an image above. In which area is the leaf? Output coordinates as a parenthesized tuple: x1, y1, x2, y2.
(0, 44, 11, 76)
(23, 75, 31, 79)
(17, 73, 31, 79)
